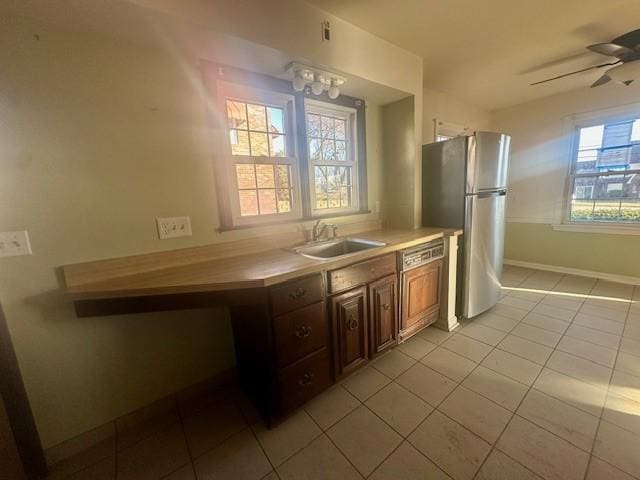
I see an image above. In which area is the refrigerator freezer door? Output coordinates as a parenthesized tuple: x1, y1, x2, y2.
(463, 191, 506, 319)
(466, 132, 511, 194)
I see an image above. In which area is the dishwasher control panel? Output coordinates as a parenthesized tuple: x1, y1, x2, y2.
(400, 239, 444, 270)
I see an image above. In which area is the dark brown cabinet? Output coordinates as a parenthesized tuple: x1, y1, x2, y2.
(399, 260, 442, 341)
(369, 274, 397, 356)
(230, 252, 440, 424)
(331, 286, 369, 378)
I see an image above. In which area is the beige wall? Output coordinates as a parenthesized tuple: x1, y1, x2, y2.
(381, 97, 417, 228)
(0, 10, 402, 448)
(493, 84, 640, 277)
(422, 87, 493, 144)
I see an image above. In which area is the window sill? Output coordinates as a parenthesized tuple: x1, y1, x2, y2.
(217, 209, 372, 232)
(552, 223, 640, 236)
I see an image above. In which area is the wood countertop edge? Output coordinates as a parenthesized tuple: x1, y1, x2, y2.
(65, 228, 462, 301)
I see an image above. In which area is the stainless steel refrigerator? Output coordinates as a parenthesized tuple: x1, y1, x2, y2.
(422, 132, 511, 319)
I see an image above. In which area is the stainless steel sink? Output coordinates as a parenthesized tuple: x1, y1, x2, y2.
(294, 238, 387, 260)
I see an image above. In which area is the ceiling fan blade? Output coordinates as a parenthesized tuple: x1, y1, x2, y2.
(587, 43, 634, 58)
(611, 28, 640, 51)
(623, 80, 635, 86)
(530, 61, 621, 86)
(591, 74, 611, 88)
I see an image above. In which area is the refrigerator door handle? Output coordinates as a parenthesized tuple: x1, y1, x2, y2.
(474, 190, 507, 199)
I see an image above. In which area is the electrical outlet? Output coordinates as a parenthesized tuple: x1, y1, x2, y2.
(156, 216, 192, 240)
(0, 231, 32, 257)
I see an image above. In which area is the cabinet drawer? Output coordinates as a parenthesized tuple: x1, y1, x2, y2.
(278, 349, 332, 413)
(270, 274, 324, 316)
(328, 254, 396, 294)
(273, 302, 328, 367)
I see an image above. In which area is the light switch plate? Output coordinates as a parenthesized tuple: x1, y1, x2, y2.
(156, 216, 192, 240)
(0, 231, 32, 257)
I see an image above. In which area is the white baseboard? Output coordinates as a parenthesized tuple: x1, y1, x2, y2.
(504, 259, 640, 286)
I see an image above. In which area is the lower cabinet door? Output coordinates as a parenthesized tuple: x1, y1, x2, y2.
(331, 286, 368, 377)
(400, 260, 442, 340)
(369, 274, 397, 356)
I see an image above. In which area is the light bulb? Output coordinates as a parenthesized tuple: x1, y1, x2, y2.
(311, 74, 324, 95)
(328, 79, 339, 99)
(292, 73, 306, 92)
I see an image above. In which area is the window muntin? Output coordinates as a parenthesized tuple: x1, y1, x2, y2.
(305, 101, 358, 214)
(219, 83, 301, 225)
(569, 118, 640, 224)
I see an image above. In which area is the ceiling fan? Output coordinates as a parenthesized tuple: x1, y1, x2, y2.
(531, 28, 640, 87)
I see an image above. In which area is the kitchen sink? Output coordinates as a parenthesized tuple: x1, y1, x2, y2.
(294, 238, 387, 260)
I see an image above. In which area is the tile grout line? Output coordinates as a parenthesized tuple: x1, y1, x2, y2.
(175, 403, 198, 480)
(470, 271, 561, 480)
(305, 383, 388, 479)
(114, 420, 119, 480)
(582, 285, 633, 480)
(395, 277, 566, 479)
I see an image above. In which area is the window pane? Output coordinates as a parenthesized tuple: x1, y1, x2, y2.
(578, 125, 603, 150)
(328, 191, 341, 208)
(308, 114, 321, 137)
(277, 189, 291, 212)
(339, 166, 351, 186)
(267, 107, 285, 135)
(314, 166, 328, 209)
(321, 116, 335, 138)
(327, 166, 340, 190)
(258, 189, 277, 214)
(238, 190, 259, 216)
(632, 120, 640, 142)
(620, 199, 640, 222)
(340, 186, 352, 207)
(335, 119, 346, 140)
(322, 140, 335, 162)
(249, 132, 269, 156)
(275, 165, 290, 189)
(309, 139, 321, 162)
(570, 199, 594, 221)
(599, 147, 630, 170)
(255, 164, 275, 188)
(336, 141, 347, 161)
(576, 149, 598, 173)
(226, 101, 247, 129)
(235, 164, 256, 189)
(269, 134, 286, 157)
(247, 103, 267, 131)
(230, 130, 250, 156)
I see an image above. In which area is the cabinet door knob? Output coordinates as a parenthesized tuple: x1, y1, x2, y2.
(382, 303, 390, 311)
(295, 325, 312, 339)
(346, 315, 359, 331)
(297, 372, 315, 387)
(289, 287, 307, 300)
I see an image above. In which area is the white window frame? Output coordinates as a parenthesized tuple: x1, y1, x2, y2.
(304, 99, 359, 216)
(217, 81, 303, 227)
(564, 108, 640, 228)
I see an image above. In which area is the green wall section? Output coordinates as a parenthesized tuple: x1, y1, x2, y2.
(505, 222, 640, 278)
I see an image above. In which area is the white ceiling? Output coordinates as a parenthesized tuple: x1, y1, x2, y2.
(305, 0, 640, 110)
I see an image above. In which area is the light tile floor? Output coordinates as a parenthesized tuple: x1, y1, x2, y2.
(49, 266, 640, 480)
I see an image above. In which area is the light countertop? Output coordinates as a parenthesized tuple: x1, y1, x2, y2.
(62, 227, 462, 300)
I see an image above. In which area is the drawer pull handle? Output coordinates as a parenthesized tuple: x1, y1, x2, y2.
(382, 303, 390, 311)
(347, 315, 359, 331)
(298, 372, 315, 387)
(295, 325, 312, 339)
(289, 287, 307, 300)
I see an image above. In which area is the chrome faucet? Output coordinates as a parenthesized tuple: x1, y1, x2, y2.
(312, 219, 327, 242)
(311, 220, 338, 242)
